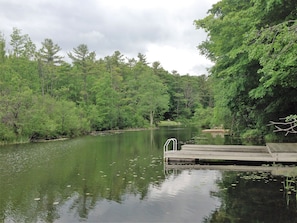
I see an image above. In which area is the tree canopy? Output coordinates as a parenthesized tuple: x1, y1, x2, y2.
(195, 0, 297, 139)
(0, 28, 213, 143)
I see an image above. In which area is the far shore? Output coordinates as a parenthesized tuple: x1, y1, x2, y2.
(90, 127, 157, 136)
(0, 126, 232, 146)
(0, 127, 159, 146)
(202, 128, 230, 133)
(31, 137, 69, 143)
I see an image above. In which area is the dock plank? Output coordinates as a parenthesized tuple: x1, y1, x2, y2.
(267, 143, 297, 153)
(164, 143, 297, 164)
(182, 144, 267, 153)
(165, 151, 275, 162)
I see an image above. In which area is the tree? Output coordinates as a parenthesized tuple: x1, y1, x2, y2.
(138, 68, 169, 126)
(195, 0, 297, 137)
(8, 29, 39, 91)
(137, 53, 148, 65)
(37, 38, 63, 95)
(10, 27, 36, 59)
(246, 20, 297, 98)
(0, 32, 6, 63)
(0, 73, 34, 140)
(94, 72, 121, 130)
(68, 44, 96, 104)
(91, 51, 128, 130)
(38, 38, 63, 64)
(0, 26, 218, 142)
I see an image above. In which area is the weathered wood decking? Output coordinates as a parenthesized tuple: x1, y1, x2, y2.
(164, 143, 297, 163)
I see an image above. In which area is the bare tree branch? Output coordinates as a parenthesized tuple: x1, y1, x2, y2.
(268, 116, 297, 135)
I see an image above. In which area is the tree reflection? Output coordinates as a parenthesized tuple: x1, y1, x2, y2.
(204, 171, 297, 223)
(2, 126, 213, 222)
(0, 130, 170, 222)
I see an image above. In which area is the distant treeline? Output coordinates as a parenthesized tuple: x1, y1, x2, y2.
(0, 28, 213, 143)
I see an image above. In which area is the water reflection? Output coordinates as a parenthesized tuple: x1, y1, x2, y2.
(203, 170, 297, 223)
(55, 169, 221, 222)
(1, 127, 297, 222)
(1, 127, 211, 222)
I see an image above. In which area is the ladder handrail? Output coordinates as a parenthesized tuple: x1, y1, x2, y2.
(163, 138, 177, 152)
(163, 138, 177, 162)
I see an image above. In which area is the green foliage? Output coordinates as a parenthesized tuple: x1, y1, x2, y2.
(95, 72, 121, 130)
(192, 104, 213, 128)
(286, 115, 297, 122)
(0, 32, 6, 63)
(0, 28, 214, 143)
(241, 129, 263, 141)
(165, 74, 212, 121)
(195, 0, 297, 137)
(10, 27, 36, 59)
(247, 20, 297, 99)
(0, 122, 15, 142)
(68, 44, 96, 104)
(264, 132, 280, 142)
(137, 67, 169, 126)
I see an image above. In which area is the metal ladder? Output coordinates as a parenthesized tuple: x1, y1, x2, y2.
(163, 138, 177, 162)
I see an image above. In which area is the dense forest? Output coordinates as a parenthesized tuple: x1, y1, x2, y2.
(1, 0, 297, 144)
(0, 28, 213, 143)
(195, 0, 297, 141)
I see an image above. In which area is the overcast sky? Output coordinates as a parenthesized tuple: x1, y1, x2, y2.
(1, 0, 218, 75)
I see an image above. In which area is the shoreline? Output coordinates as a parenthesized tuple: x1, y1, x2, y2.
(0, 127, 158, 146)
(90, 127, 158, 136)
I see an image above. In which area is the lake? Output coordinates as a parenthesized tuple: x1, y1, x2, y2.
(1, 127, 297, 222)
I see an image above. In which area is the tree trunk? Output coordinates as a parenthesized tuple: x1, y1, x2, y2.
(150, 111, 154, 127)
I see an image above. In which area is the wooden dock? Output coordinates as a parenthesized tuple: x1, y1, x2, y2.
(164, 139, 297, 164)
(164, 164, 297, 177)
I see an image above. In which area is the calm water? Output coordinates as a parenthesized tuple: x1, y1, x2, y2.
(1, 127, 297, 223)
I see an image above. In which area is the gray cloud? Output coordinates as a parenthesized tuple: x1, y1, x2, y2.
(0, 0, 218, 75)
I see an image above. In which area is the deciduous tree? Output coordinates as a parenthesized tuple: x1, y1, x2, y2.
(195, 0, 297, 137)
